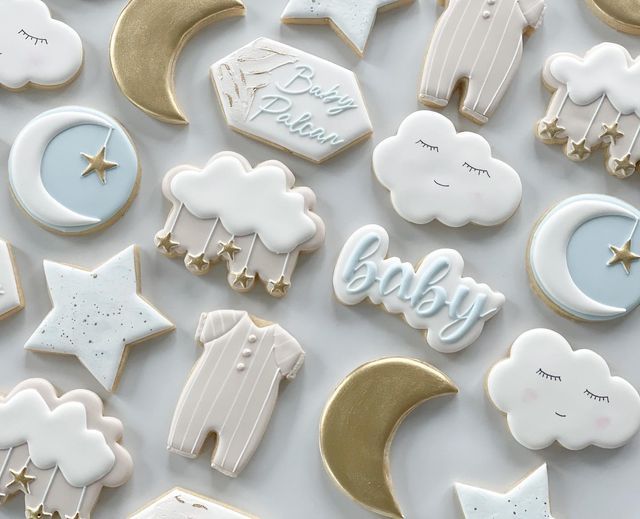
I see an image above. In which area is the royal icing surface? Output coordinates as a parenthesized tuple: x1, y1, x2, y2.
(0, 0, 83, 90)
(0, 239, 23, 320)
(488, 329, 640, 450)
(528, 194, 640, 321)
(333, 225, 505, 353)
(537, 43, 640, 179)
(373, 111, 522, 227)
(456, 465, 554, 518)
(419, 0, 545, 124)
(24, 246, 174, 392)
(0, 379, 132, 519)
(586, 0, 640, 35)
(155, 151, 325, 297)
(9, 106, 140, 235)
(168, 310, 304, 477)
(210, 38, 372, 163)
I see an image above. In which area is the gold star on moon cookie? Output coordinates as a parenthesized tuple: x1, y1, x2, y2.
(81, 145, 118, 184)
(608, 239, 640, 274)
(586, 0, 640, 35)
(281, 0, 413, 56)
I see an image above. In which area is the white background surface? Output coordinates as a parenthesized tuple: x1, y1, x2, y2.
(0, 0, 639, 518)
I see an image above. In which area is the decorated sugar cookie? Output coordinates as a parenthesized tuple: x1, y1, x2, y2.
(373, 111, 522, 227)
(0, 239, 24, 320)
(168, 310, 304, 477)
(456, 465, 555, 518)
(586, 0, 640, 35)
(320, 357, 457, 519)
(488, 329, 640, 450)
(537, 43, 640, 179)
(0, 0, 83, 91)
(155, 151, 325, 297)
(528, 194, 640, 321)
(0, 378, 133, 519)
(210, 38, 372, 163)
(333, 225, 505, 353)
(281, 0, 413, 57)
(9, 107, 140, 235)
(419, 0, 545, 124)
(25, 246, 174, 392)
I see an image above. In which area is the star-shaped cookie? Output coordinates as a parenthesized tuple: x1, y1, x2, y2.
(25, 246, 174, 391)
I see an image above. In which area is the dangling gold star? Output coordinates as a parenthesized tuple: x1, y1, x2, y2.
(6, 466, 36, 494)
(26, 504, 50, 519)
(608, 239, 640, 274)
(538, 118, 565, 140)
(65, 514, 81, 519)
(568, 139, 590, 160)
(600, 122, 624, 144)
(155, 232, 179, 255)
(232, 268, 254, 289)
(217, 239, 241, 261)
(613, 154, 636, 177)
(269, 276, 290, 297)
(81, 146, 118, 185)
(185, 253, 210, 273)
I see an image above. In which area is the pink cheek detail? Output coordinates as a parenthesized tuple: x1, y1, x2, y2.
(522, 388, 538, 403)
(596, 417, 611, 429)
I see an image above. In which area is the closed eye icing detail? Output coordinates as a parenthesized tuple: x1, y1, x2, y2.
(463, 161, 490, 178)
(18, 29, 48, 46)
(584, 389, 610, 403)
(536, 368, 561, 381)
(415, 139, 439, 152)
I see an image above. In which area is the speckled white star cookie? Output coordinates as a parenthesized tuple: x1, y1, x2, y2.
(25, 245, 174, 391)
(281, 0, 413, 56)
(455, 465, 554, 519)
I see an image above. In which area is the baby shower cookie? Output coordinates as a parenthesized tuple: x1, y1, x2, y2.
(528, 194, 640, 321)
(0, 0, 83, 91)
(0, 239, 24, 320)
(488, 329, 640, 450)
(456, 464, 555, 518)
(0, 378, 133, 519)
(9, 107, 141, 235)
(168, 310, 304, 477)
(281, 0, 413, 57)
(419, 0, 545, 124)
(586, 0, 640, 35)
(373, 111, 522, 227)
(24, 246, 174, 392)
(210, 38, 372, 163)
(537, 43, 640, 179)
(155, 151, 325, 297)
(333, 225, 505, 353)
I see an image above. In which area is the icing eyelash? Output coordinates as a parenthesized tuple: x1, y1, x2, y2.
(536, 368, 561, 382)
(415, 139, 439, 152)
(584, 389, 610, 403)
(463, 161, 490, 177)
(18, 29, 48, 46)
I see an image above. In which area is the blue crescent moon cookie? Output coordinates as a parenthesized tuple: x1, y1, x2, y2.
(9, 106, 140, 235)
(528, 194, 640, 321)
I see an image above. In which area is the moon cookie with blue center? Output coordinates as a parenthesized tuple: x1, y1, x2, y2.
(529, 194, 640, 321)
(9, 106, 140, 235)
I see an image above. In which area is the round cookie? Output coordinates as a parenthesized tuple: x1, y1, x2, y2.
(586, 0, 640, 35)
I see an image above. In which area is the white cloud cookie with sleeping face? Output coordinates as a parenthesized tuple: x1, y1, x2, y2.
(488, 328, 640, 450)
(374, 111, 522, 227)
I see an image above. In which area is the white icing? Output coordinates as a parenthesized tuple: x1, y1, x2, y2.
(0, 239, 22, 319)
(456, 465, 554, 518)
(488, 329, 640, 450)
(24, 246, 174, 391)
(0, 389, 115, 487)
(170, 152, 317, 254)
(333, 225, 505, 353)
(373, 111, 522, 227)
(0, 0, 82, 89)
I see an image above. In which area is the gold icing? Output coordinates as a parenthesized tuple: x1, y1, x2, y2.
(608, 239, 640, 274)
(6, 466, 35, 494)
(587, 0, 640, 35)
(81, 146, 118, 185)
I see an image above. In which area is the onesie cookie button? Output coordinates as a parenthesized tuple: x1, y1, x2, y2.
(482, 10, 491, 18)
(236, 362, 246, 372)
(242, 348, 253, 357)
(248, 334, 257, 343)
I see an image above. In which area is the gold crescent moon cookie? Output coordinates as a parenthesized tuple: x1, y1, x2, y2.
(586, 0, 640, 35)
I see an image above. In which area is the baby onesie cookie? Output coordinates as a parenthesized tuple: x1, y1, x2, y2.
(155, 151, 325, 297)
(129, 487, 259, 518)
(586, 0, 640, 35)
(537, 43, 640, 179)
(0, 239, 24, 320)
(168, 310, 304, 477)
(25, 246, 174, 392)
(333, 225, 505, 353)
(528, 194, 640, 321)
(373, 111, 522, 227)
(419, 0, 545, 124)
(488, 329, 640, 450)
(210, 38, 372, 163)
(9, 106, 140, 235)
(0, 0, 83, 91)
(0, 378, 133, 519)
(456, 464, 555, 518)
(281, 0, 413, 57)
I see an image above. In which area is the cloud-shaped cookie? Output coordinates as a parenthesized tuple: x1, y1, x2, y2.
(373, 111, 522, 227)
(488, 329, 640, 450)
(0, 0, 83, 90)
